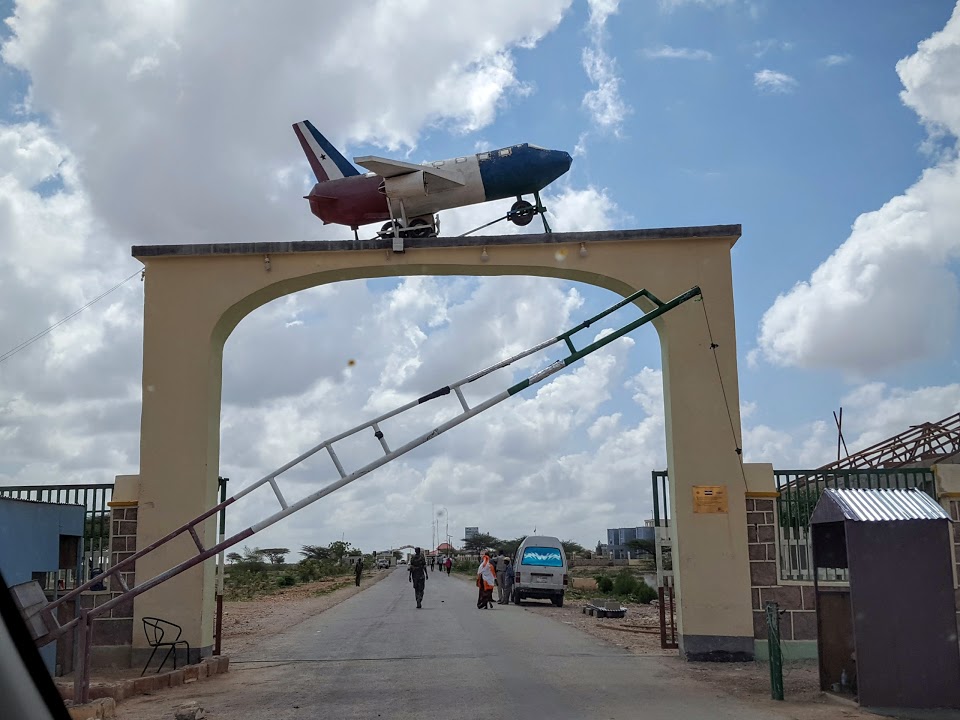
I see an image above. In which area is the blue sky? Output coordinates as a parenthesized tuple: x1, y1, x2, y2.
(0, 1, 958, 550)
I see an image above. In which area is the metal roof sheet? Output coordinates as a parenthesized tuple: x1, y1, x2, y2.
(824, 487, 950, 522)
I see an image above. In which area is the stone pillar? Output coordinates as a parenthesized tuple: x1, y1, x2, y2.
(84, 475, 141, 667)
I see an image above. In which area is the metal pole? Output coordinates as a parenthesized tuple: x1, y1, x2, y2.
(766, 601, 784, 701)
(214, 476, 228, 656)
(73, 609, 93, 705)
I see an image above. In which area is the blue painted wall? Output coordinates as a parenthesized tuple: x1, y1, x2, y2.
(0, 497, 85, 674)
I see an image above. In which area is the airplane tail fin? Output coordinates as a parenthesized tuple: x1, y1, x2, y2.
(292, 121, 360, 182)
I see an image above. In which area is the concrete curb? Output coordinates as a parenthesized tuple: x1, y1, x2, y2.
(59, 655, 229, 709)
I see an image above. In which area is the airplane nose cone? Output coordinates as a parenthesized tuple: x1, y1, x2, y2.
(545, 149, 572, 183)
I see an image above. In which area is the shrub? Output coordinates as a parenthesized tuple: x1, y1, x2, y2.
(631, 579, 658, 604)
(276, 574, 296, 587)
(295, 558, 342, 583)
(596, 575, 614, 594)
(612, 569, 638, 597)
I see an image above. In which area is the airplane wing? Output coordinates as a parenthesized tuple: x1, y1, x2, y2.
(354, 155, 465, 191)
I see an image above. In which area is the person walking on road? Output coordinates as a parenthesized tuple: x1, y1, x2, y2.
(445, 556, 452, 575)
(354, 556, 363, 587)
(495, 551, 508, 603)
(476, 552, 496, 609)
(499, 558, 514, 604)
(409, 547, 428, 609)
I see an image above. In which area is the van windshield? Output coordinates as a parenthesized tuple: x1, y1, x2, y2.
(520, 547, 563, 567)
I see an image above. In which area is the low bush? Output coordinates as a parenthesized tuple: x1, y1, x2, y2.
(276, 574, 297, 587)
(630, 579, 658, 604)
(596, 575, 614, 593)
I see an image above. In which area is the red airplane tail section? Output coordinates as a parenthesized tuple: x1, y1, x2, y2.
(292, 121, 360, 183)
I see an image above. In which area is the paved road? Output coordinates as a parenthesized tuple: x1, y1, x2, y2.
(136, 567, 799, 720)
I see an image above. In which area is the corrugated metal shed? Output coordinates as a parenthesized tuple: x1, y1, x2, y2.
(824, 487, 949, 522)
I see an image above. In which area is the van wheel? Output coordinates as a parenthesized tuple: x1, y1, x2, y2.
(552, 595, 564, 608)
(513, 589, 521, 605)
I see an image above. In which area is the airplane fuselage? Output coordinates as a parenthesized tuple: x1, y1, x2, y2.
(306, 143, 572, 228)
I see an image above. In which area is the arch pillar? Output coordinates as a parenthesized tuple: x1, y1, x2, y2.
(131, 227, 752, 661)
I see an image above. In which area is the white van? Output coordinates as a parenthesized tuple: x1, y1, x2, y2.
(511, 536, 567, 607)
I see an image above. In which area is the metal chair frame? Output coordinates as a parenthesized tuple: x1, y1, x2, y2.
(141, 616, 190, 676)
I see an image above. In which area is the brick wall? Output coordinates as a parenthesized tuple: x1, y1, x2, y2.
(746, 496, 817, 642)
(80, 504, 137, 654)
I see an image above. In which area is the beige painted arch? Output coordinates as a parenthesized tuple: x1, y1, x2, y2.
(132, 227, 754, 661)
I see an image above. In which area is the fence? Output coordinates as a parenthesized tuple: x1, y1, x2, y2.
(775, 468, 936, 581)
(0, 483, 114, 590)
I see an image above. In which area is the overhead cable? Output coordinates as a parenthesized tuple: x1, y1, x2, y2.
(0, 269, 142, 365)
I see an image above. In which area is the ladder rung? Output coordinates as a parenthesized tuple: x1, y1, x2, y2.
(327, 445, 346, 478)
(269, 477, 288, 509)
(188, 526, 205, 553)
(373, 424, 391, 454)
(454, 387, 470, 412)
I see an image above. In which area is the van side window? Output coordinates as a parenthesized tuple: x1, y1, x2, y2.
(520, 547, 563, 566)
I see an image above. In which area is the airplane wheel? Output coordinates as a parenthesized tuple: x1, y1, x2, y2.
(408, 218, 432, 238)
(508, 200, 535, 226)
(381, 222, 396, 235)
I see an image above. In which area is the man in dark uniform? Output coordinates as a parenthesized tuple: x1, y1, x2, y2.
(408, 547, 428, 609)
(354, 556, 363, 587)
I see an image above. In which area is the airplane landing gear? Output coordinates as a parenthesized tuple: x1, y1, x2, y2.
(508, 200, 535, 226)
(458, 191, 552, 237)
(377, 215, 439, 248)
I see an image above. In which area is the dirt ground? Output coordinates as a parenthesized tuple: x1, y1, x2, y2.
(523, 595, 873, 720)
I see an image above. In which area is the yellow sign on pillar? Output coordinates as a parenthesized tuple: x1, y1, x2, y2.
(693, 485, 728, 514)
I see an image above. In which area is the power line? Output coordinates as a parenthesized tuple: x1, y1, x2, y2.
(0, 269, 142, 365)
(699, 295, 748, 489)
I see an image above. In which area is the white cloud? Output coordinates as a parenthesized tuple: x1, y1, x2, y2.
(580, 0, 630, 138)
(582, 48, 630, 133)
(753, 69, 798, 93)
(821, 53, 851, 67)
(587, 0, 620, 30)
(643, 45, 715, 61)
(757, 6, 960, 372)
(752, 38, 794, 57)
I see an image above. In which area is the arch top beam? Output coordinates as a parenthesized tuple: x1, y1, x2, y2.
(131, 225, 741, 259)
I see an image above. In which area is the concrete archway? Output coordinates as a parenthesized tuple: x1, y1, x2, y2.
(130, 226, 754, 661)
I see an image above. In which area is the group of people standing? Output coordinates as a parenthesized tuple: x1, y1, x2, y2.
(476, 550, 513, 609)
(404, 547, 514, 610)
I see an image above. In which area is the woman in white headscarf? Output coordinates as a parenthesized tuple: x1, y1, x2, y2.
(476, 552, 496, 609)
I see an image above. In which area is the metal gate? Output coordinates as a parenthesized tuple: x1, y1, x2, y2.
(651, 470, 677, 649)
(775, 468, 936, 581)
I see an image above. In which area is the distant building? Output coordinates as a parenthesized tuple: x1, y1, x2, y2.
(464, 526, 479, 540)
(606, 526, 655, 559)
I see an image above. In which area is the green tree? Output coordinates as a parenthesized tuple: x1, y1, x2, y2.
(300, 544, 330, 561)
(498, 536, 527, 559)
(327, 540, 353, 562)
(260, 547, 290, 564)
(627, 539, 655, 556)
(226, 552, 243, 564)
(560, 539, 585, 556)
